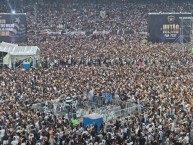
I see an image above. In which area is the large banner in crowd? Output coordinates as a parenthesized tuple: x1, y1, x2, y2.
(0, 13, 27, 43)
(148, 13, 192, 43)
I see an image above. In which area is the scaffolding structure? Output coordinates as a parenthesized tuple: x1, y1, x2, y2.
(179, 16, 193, 44)
(174, 16, 193, 54)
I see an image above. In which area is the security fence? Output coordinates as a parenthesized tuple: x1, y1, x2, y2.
(63, 104, 141, 123)
(98, 105, 141, 122)
(31, 95, 141, 123)
(91, 96, 132, 109)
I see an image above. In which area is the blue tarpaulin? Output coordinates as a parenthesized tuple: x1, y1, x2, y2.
(83, 113, 103, 129)
(22, 62, 30, 69)
(102, 93, 113, 101)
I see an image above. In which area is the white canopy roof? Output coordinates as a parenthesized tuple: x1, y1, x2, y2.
(84, 113, 103, 119)
(0, 42, 18, 47)
(0, 45, 39, 56)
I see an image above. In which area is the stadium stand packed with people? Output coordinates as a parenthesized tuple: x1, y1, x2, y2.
(0, 0, 193, 145)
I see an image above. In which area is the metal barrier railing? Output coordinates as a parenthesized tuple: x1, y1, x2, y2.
(64, 104, 141, 123)
(31, 102, 141, 122)
(31, 95, 133, 110)
(31, 95, 141, 123)
(99, 105, 141, 122)
(92, 96, 132, 109)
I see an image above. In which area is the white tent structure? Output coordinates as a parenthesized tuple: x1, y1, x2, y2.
(0, 44, 40, 68)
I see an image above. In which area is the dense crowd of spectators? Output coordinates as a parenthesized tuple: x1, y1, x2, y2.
(0, 0, 193, 145)
(25, 0, 193, 33)
(1, 0, 193, 33)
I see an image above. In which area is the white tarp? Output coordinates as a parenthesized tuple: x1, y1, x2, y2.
(83, 113, 102, 120)
(0, 44, 40, 68)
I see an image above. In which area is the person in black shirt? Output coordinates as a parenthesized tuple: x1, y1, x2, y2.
(139, 137, 146, 145)
(2, 133, 9, 145)
(106, 135, 112, 145)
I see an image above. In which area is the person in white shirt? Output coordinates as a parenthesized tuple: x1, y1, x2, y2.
(182, 133, 189, 144)
(0, 127, 5, 139)
(88, 87, 94, 102)
(11, 137, 19, 145)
